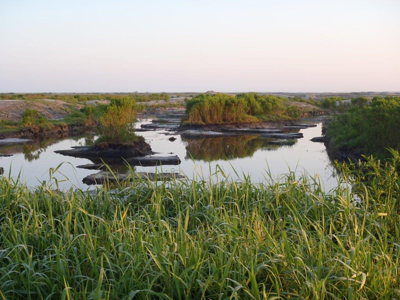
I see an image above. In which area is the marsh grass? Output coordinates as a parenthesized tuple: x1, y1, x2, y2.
(0, 156, 399, 299)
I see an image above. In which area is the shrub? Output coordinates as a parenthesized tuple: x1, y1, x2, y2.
(99, 99, 137, 143)
(21, 108, 47, 126)
(325, 96, 400, 159)
(184, 93, 291, 125)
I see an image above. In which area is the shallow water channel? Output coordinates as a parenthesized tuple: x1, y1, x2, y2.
(0, 117, 339, 190)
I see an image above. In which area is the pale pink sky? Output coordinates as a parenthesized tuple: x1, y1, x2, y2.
(1, 0, 399, 93)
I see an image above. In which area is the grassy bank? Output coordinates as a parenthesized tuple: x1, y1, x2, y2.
(0, 154, 399, 299)
(183, 93, 321, 125)
(324, 96, 400, 160)
(0, 94, 180, 138)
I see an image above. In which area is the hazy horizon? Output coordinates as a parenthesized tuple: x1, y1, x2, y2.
(1, 0, 399, 93)
(1, 90, 400, 94)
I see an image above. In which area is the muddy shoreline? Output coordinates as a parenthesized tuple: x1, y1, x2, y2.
(0, 123, 98, 140)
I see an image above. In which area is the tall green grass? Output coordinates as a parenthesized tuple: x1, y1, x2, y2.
(0, 154, 399, 299)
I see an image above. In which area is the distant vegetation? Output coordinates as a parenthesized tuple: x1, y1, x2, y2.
(320, 96, 369, 112)
(184, 93, 314, 125)
(325, 96, 400, 159)
(0, 93, 170, 103)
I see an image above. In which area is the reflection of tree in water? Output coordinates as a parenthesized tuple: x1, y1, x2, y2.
(23, 144, 45, 162)
(23, 139, 54, 162)
(182, 136, 267, 162)
(183, 135, 298, 162)
(21, 134, 97, 162)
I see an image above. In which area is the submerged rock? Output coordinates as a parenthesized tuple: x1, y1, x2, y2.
(77, 164, 107, 170)
(55, 141, 152, 162)
(126, 155, 181, 166)
(82, 171, 185, 185)
(262, 133, 303, 139)
(141, 123, 179, 130)
(180, 130, 233, 137)
(221, 128, 283, 134)
(265, 139, 296, 146)
(310, 136, 326, 143)
(284, 124, 317, 129)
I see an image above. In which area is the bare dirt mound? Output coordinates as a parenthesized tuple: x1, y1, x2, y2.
(0, 99, 74, 121)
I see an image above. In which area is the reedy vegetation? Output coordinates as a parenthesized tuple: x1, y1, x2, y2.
(184, 93, 303, 125)
(98, 99, 138, 144)
(0, 153, 399, 299)
(325, 96, 400, 159)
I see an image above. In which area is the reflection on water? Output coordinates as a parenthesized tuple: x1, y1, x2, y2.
(0, 119, 339, 191)
(183, 135, 297, 161)
(0, 134, 97, 190)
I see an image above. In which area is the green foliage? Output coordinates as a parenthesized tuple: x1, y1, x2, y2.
(0, 93, 170, 103)
(0, 155, 400, 298)
(285, 105, 300, 118)
(98, 99, 137, 143)
(61, 111, 88, 125)
(21, 108, 47, 126)
(184, 93, 300, 125)
(326, 96, 400, 159)
(0, 120, 20, 133)
(320, 97, 341, 110)
(351, 96, 369, 108)
(185, 94, 258, 125)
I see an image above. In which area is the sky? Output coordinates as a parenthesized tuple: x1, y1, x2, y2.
(0, 0, 399, 93)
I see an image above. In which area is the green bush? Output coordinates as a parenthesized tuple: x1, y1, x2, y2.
(21, 108, 47, 126)
(325, 96, 400, 159)
(184, 93, 294, 125)
(98, 99, 137, 143)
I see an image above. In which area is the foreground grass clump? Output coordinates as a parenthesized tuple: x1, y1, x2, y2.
(1, 158, 400, 299)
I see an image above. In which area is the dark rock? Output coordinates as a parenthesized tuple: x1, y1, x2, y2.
(221, 128, 283, 134)
(265, 139, 296, 146)
(77, 164, 107, 170)
(284, 125, 309, 129)
(55, 141, 152, 163)
(126, 155, 181, 166)
(180, 130, 232, 137)
(298, 124, 317, 128)
(141, 123, 179, 130)
(310, 136, 326, 143)
(0, 154, 13, 157)
(263, 133, 303, 139)
(152, 118, 181, 125)
(0, 167, 3, 175)
(83, 171, 185, 185)
(169, 137, 177, 142)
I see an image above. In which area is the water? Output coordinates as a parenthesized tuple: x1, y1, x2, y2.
(0, 119, 339, 190)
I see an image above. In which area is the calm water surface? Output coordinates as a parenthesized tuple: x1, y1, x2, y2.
(0, 119, 339, 190)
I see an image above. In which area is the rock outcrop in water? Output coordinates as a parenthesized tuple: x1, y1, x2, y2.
(55, 140, 152, 163)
